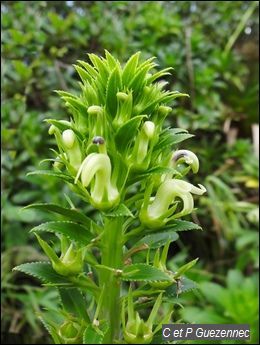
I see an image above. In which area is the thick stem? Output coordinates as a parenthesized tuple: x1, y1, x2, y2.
(99, 216, 123, 343)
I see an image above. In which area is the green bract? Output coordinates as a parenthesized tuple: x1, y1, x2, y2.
(15, 51, 206, 344)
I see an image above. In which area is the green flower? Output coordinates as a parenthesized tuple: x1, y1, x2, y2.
(75, 149, 120, 210)
(172, 149, 199, 174)
(140, 179, 206, 229)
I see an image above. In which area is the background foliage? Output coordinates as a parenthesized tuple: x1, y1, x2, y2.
(1, 1, 259, 344)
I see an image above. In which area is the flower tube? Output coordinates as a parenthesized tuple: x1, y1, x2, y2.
(130, 121, 156, 171)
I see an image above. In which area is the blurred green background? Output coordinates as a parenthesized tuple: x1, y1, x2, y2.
(1, 1, 259, 344)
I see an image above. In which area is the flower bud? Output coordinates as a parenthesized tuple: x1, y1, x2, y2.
(61, 129, 82, 170)
(124, 316, 153, 344)
(123, 290, 162, 344)
(130, 121, 156, 171)
(143, 121, 155, 139)
(87, 105, 103, 116)
(113, 91, 133, 128)
(48, 124, 56, 135)
(58, 320, 83, 344)
(116, 91, 129, 102)
(54, 244, 84, 276)
(62, 129, 75, 149)
(35, 234, 84, 277)
(158, 105, 172, 118)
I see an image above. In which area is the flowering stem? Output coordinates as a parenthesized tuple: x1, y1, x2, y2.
(99, 216, 124, 343)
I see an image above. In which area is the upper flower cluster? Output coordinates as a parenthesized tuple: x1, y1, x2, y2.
(48, 51, 206, 222)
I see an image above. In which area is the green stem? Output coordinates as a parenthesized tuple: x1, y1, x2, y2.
(99, 216, 123, 343)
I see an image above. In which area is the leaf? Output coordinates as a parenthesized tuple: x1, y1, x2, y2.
(62, 96, 88, 116)
(174, 258, 198, 278)
(165, 220, 202, 232)
(13, 262, 70, 285)
(77, 60, 98, 79)
(24, 203, 96, 228)
(83, 325, 104, 344)
(104, 204, 135, 218)
(130, 62, 156, 95)
(122, 52, 140, 86)
(105, 66, 122, 117)
(54, 90, 77, 99)
(129, 166, 181, 184)
(105, 50, 118, 70)
(165, 277, 198, 297)
(45, 119, 72, 132)
(122, 264, 172, 282)
(115, 115, 147, 152)
(59, 288, 90, 321)
(31, 221, 93, 245)
(226, 269, 243, 290)
(147, 67, 173, 84)
(88, 53, 109, 86)
(135, 231, 179, 249)
(74, 64, 92, 84)
(181, 307, 228, 324)
(199, 282, 227, 306)
(27, 170, 74, 183)
(154, 130, 194, 152)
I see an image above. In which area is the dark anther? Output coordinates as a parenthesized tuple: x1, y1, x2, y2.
(92, 136, 105, 145)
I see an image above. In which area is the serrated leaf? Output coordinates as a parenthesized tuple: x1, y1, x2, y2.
(54, 90, 77, 99)
(147, 67, 173, 84)
(59, 288, 90, 321)
(62, 96, 88, 116)
(105, 50, 118, 70)
(129, 166, 181, 185)
(88, 54, 109, 86)
(130, 62, 156, 95)
(38, 315, 62, 344)
(165, 220, 202, 232)
(105, 66, 122, 117)
(27, 170, 74, 183)
(122, 52, 140, 86)
(77, 60, 98, 79)
(83, 325, 104, 344)
(115, 115, 147, 152)
(122, 264, 171, 282)
(74, 64, 92, 84)
(159, 91, 189, 105)
(24, 203, 97, 229)
(154, 129, 194, 152)
(135, 231, 179, 249)
(165, 277, 198, 297)
(13, 262, 70, 284)
(104, 204, 134, 218)
(31, 221, 93, 245)
(174, 258, 198, 278)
